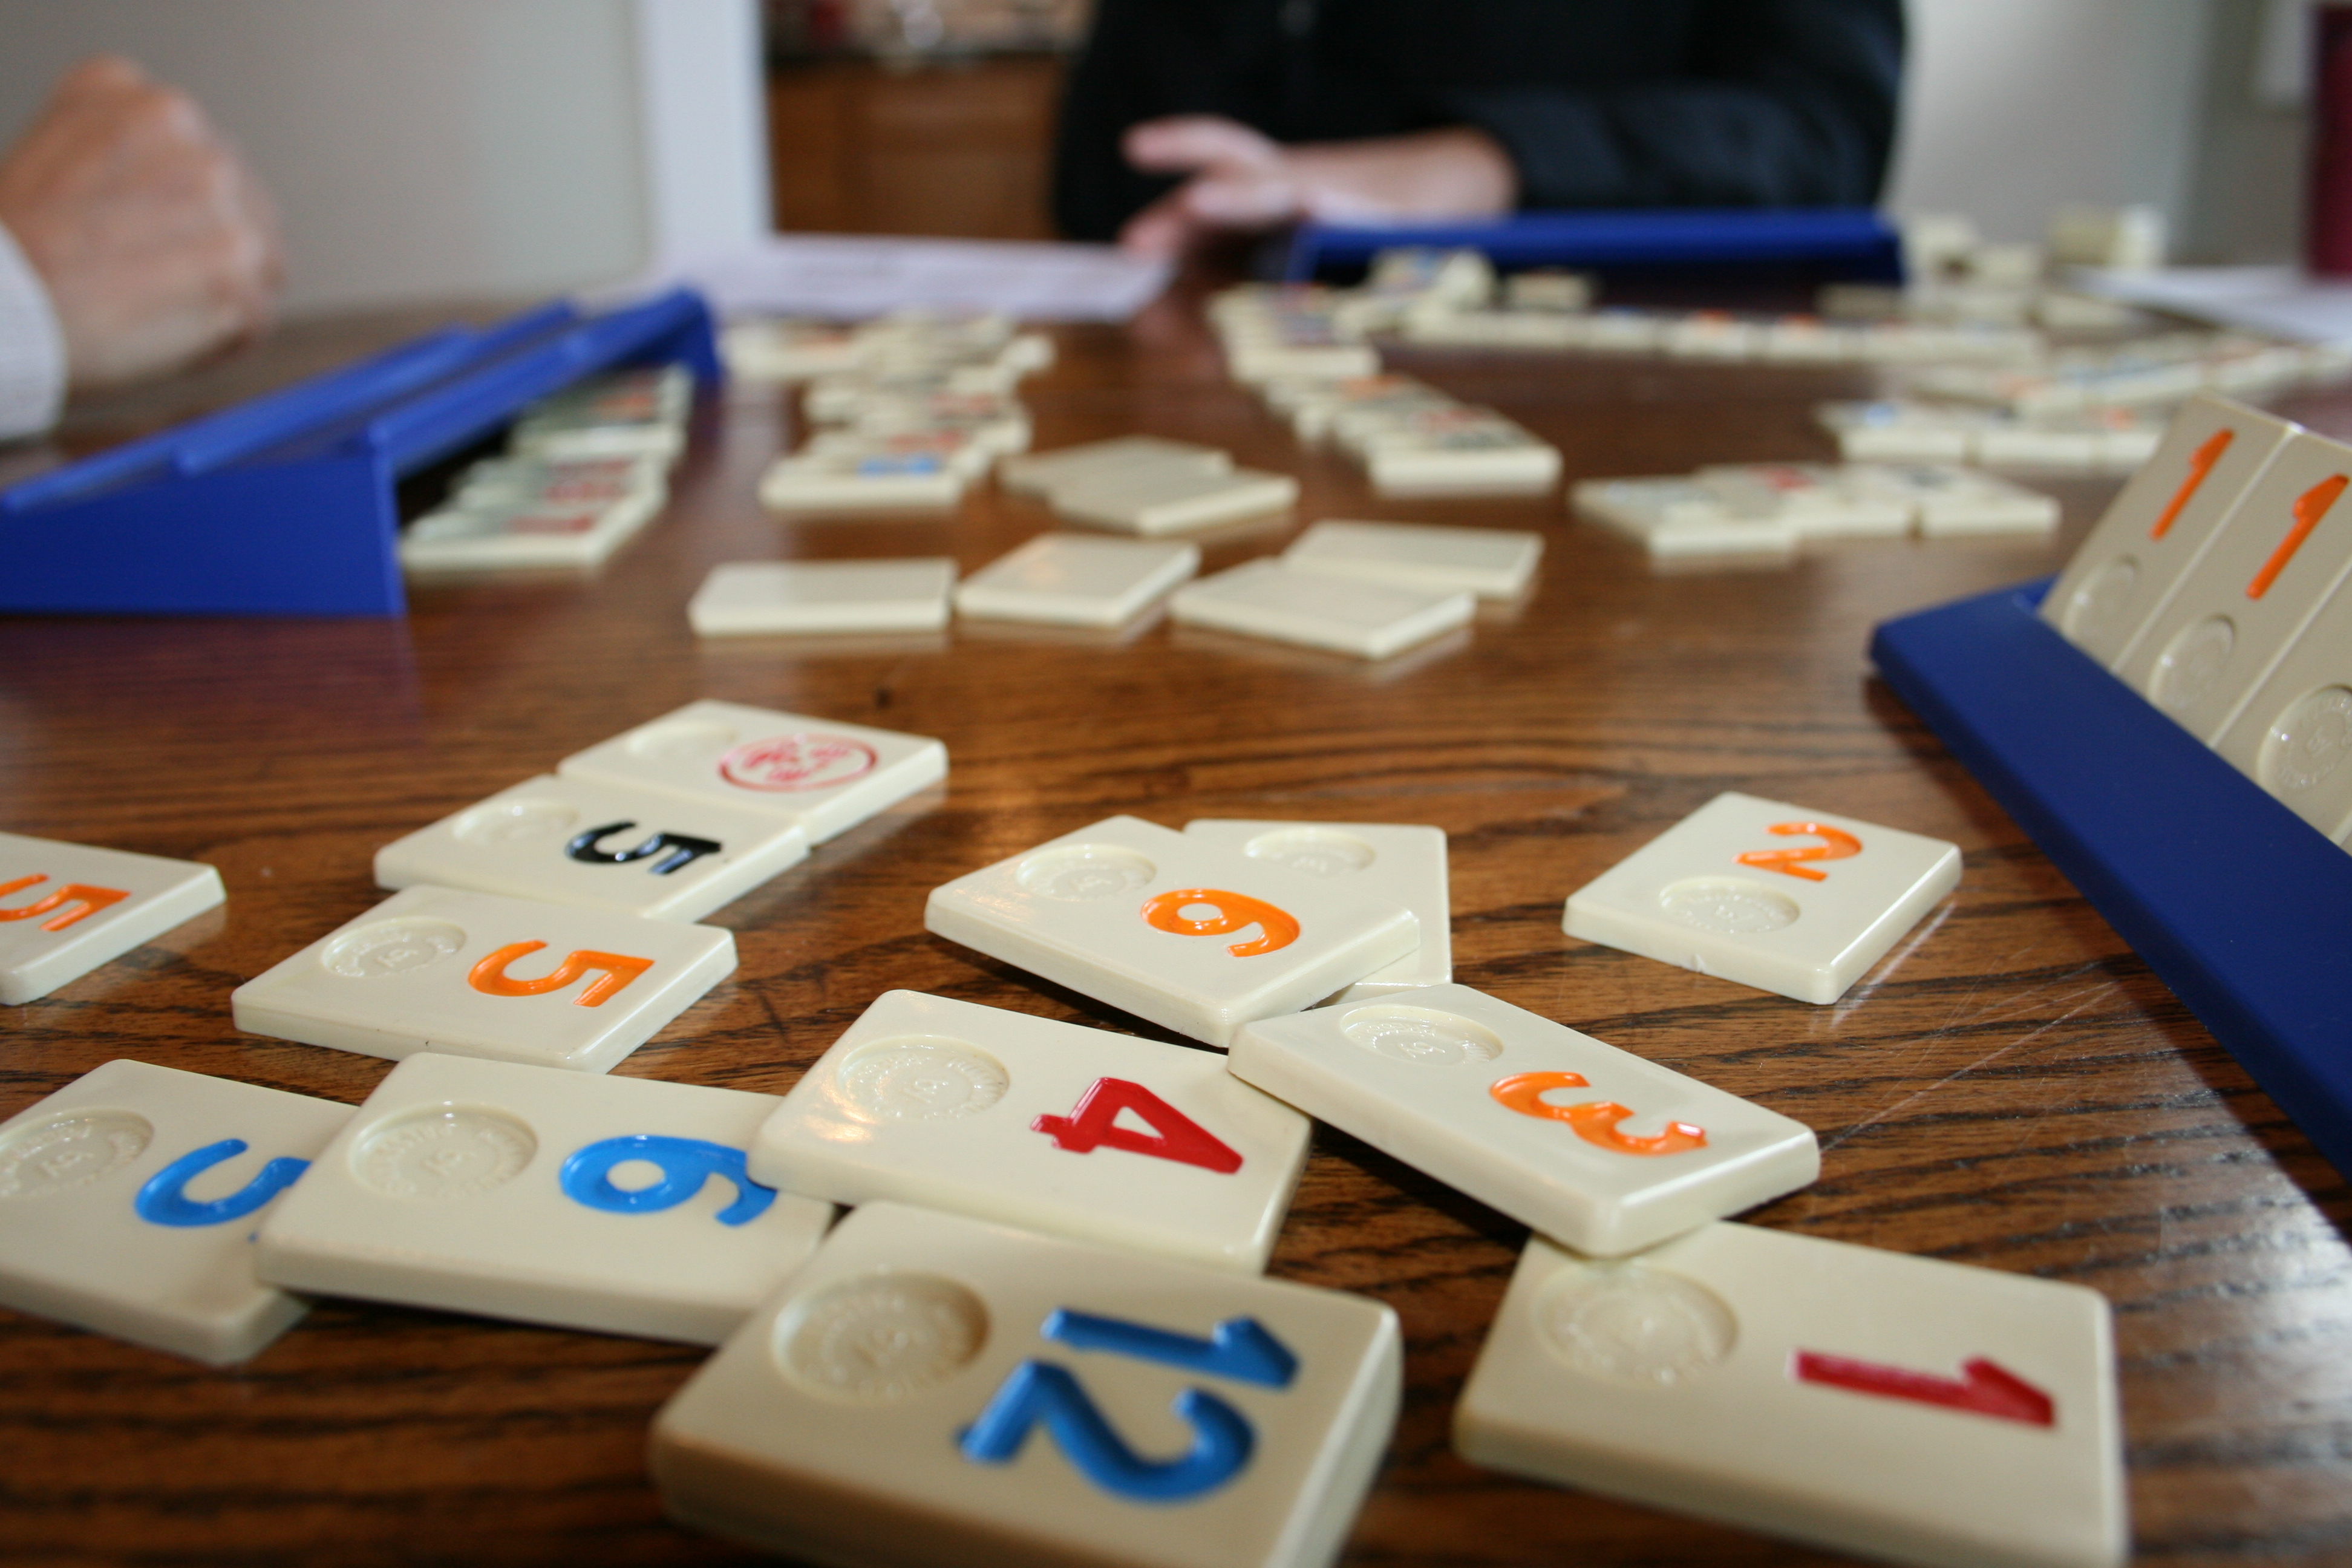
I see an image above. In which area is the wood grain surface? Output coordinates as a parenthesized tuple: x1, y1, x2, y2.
(2, 279, 2348, 1568)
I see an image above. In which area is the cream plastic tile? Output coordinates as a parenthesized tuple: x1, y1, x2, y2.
(1279, 520, 1541, 599)
(0, 1060, 350, 1364)
(1229, 985, 1816, 1256)
(1572, 479, 1798, 559)
(1455, 1224, 2125, 1568)
(924, 815, 1419, 1049)
(373, 774, 809, 923)
(0, 832, 225, 1005)
(802, 428, 993, 480)
(1694, 464, 1910, 539)
(1051, 468, 1299, 536)
(399, 492, 656, 572)
(756, 450, 964, 512)
(1363, 426, 1561, 497)
(954, 534, 1200, 628)
(254, 1053, 831, 1343)
(687, 558, 956, 636)
(748, 990, 1308, 1272)
(1848, 463, 2058, 536)
(2212, 573, 2352, 843)
(230, 885, 735, 1073)
(2042, 392, 2296, 667)
(1181, 820, 1448, 998)
(1169, 560, 1473, 659)
(2113, 427, 2352, 742)
(557, 699, 946, 845)
(1563, 792, 1961, 1005)
(650, 1202, 1400, 1568)
(999, 437, 1230, 498)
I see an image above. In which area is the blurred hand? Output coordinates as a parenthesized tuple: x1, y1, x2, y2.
(0, 56, 281, 391)
(1119, 116, 1517, 259)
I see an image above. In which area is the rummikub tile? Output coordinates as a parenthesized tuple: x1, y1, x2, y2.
(2113, 427, 2352, 743)
(1563, 793, 1961, 1005)
(1279, 520, 1542, 599)
(1851, 463, 2058, 537)
(373, 774, 809, 923)
(954, 534, 1200, 628)
(400, 494, 653, 572)
(1169, 560, 1474, 660)
(230, 885, 734, 1073)
(0, 832, 225, 1005)
(748, 991, 1309, 1271)
(2041, 393, 2296, 667)
(650, 1202, 1400, 1568)
(1051, 467, 1299, 537)
(1229, 985, 1817, 1256)
(1571, 479, 1798, 560)
(998, 437, 1231, 498)
(2212, 573, 2352, 844)
(254, 1053, 832, 1343)
(686, 558, 956, 636)
(0, 1060, 349, 1364)
(1181, 820, 1448, 998)
(1455, 1225, 2125, 1568)
(756, 450, 964, 513)
(557, 699, 946, 846)
(924, 815, 1419, 1048)
(1695, 464, 1910, 540)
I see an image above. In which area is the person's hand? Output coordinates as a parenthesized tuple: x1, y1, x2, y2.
(1118, 116, 1517, 259)
(0, 56, 281, 391)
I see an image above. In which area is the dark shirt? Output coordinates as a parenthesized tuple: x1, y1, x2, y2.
(1053, 0, 1905, 241)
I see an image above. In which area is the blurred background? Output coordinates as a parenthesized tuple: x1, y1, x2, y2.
(0, 0, 2316, 314)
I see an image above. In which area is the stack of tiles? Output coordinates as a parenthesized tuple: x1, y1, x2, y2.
(2043, 391, 2352, 848)
(757, 311, 1047, 514)
(233, 699, 946, 1073)
(401, 367, 690, 572)
(1208, 284, 1381, 384)
(1252, 364, 1560, 498)
(1157, 518, 1535, 660)
(1574, 460, 2057, 558)
(1008, 434, 1299, 537)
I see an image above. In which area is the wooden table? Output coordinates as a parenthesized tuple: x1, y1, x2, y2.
(4, 282, 2348, 1568)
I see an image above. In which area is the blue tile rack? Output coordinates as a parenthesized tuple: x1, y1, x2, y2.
(0, 286, 720, 618)
(1871, 579, 2352, 1177)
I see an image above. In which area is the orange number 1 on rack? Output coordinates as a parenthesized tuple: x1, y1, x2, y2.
(1734, 823, 1861, 883)
(2247, 474, 2350, 599)
(2148, 428, 2233, 541)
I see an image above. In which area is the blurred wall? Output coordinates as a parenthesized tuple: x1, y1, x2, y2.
(1887, 0, 2214, 247)
(0, 0, 768, 315)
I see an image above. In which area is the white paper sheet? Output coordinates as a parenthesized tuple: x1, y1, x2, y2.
(2072, 264, 2352, 344)
(635, 234, 1172, 322)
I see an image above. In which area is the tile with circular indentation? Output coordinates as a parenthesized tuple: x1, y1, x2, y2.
(0, 831, 225, 1005)
(1182, 819, 1448, 1000)
(2212, 570, 2352, 844)
(254, 1053, 831, 1342)
(229, 886, 736, 1073)
(924, 815, 1419, 1048)
(749, 991, 1308, 1272)
(1563, 792, 1959, 1005)
(2112, 424, 2352, 743)
(557, 699, 946, 846)
(0, 1059, 351, 1364)
(374, 774, 808, 921)
(2040, 392, 2296, 668)
(1455, 1224, 2125, 1568)
(650, 1201, 1399, 1568)
(1227, 983, 1815, 1256)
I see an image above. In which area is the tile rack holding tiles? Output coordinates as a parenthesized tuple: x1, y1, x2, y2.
(1872, 391, 2352, 1180)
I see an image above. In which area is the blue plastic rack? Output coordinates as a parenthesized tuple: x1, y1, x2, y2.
(0, 287, 721, 618)
(1870, 580, 2352, 1177)
(1281, 208, 1904, 284)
